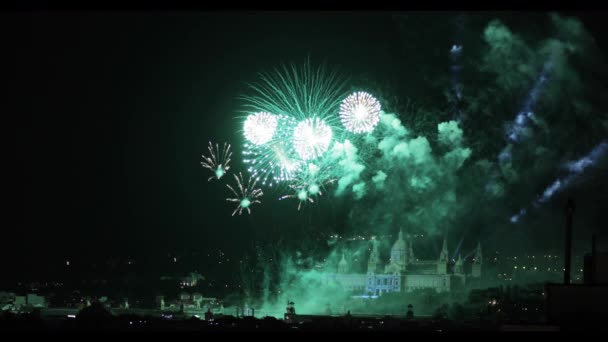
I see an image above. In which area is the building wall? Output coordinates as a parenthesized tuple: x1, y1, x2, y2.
(365, 274, 401, 295)
(472, 264, 481, 278)
(404, 274, 451, 292)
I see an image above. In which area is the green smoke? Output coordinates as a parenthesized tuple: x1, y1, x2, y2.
(329, 139, 366, 196)
(371, 170, 387, 190)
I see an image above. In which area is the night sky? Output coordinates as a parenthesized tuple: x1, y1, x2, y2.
(13, 11, 608, 282)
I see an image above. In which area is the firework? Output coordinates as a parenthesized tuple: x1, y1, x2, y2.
(293, 118, 333, 161)
(510, 140, 608, 223)
(279, 186, 315, 211)
(200, 141, 232, 181)
(243, 115, 302, 186)
(339, 91, 382, 133)
(238, 59, 349, 187)
(243, 112, 279, 145)
(226, 172, 263, 216)
(279, 179, 336, 210)
(239, 58, 348, 123)
(279, 163, 336, 210)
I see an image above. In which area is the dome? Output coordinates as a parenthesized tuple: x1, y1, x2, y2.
(391, 230, 407, 252)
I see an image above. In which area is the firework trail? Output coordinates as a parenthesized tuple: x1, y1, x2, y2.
(510, 141, 608, 223)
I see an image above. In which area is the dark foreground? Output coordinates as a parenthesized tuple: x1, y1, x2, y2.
(3, 309, 594, 332)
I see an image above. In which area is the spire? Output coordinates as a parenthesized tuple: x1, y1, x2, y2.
(456, 253, 463, 265)
(368, 240, 381, 274)
(398, 229, 404, 241)
(439, 233, 449, 262)
(338, 252, 348, 274)
(474, 242, 482, 264)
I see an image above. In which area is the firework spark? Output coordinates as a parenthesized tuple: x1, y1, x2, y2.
(226, 172, 263, 216)
(201, 141, 232, 181)
(339, 91, 382, 134)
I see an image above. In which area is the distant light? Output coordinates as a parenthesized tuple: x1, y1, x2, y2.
(67, 315, 76, 318)
(66, 260, 70, 266)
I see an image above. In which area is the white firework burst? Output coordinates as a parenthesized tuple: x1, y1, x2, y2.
(226, 172, 263, 216)
(243, 114, 302, 187)
(243, 112, 278, 145)
(201, 141, 232, 181)
(339, 91, 381, 133)
(293, 117, 333, 160)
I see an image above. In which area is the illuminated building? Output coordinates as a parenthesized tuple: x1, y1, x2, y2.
(326, 230, 482, 296)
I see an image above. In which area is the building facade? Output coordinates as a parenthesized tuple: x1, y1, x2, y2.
(327, 231, 482, 296)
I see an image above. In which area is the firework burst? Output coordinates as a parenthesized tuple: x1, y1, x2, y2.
(339, 91, 382, 133)
(226, 172, 263, 216)
(243, 112, 279, 145)
(293, 117, 333, 161)
(201, 141, 232, 181)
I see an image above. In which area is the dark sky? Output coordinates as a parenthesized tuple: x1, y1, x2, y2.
(13, 11, 608, 281)
(16, 12, 405, 277)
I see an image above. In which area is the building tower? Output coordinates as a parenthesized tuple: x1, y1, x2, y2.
(472, 242, 482, 278)
(437, 234, 449, 275)
(367, 241, 382, 274)
(453, 253, 466, 288)
(338, 253, 348, 274)
(454, 254, 464, 275)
